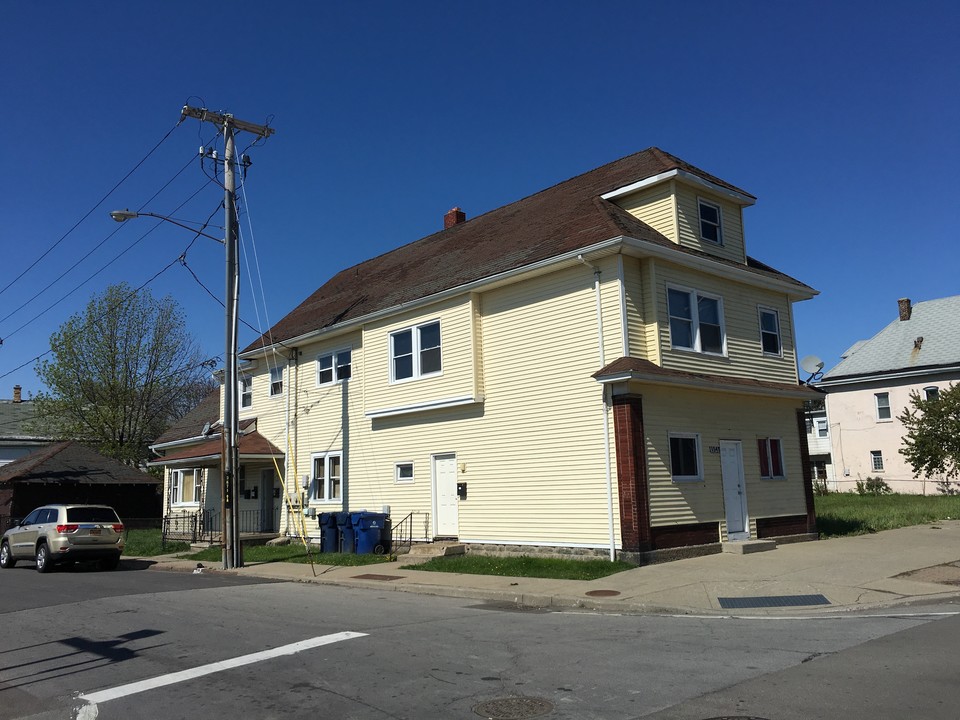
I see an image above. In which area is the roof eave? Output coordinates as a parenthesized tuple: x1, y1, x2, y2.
(595, 370, 816, 399)
(601, 169, 757, 207)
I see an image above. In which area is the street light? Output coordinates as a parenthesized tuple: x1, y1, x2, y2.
(111, 105, 273, 571)
(110, 210, 224, 244)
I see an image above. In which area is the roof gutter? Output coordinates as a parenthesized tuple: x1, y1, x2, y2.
(817, 363, 960, 388)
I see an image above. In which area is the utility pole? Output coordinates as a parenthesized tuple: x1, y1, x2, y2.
(181, 105, 274, 569)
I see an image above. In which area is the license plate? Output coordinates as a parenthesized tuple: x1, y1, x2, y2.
(89, 528, 101, 536)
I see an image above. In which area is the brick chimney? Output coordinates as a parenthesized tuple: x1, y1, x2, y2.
(444, 207, 466, 229)
(13, 385, 22, 403)
(898, 298, 912, 321)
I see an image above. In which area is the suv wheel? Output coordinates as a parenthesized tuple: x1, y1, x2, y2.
(35, 543, 52, 573)
(0, 542, 15, 569)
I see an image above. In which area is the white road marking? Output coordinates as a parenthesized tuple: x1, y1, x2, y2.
(78, 631, 366, 707)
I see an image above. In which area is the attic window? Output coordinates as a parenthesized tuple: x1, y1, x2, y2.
(924, 386, 940, 401)
(698, 199, 723, 245)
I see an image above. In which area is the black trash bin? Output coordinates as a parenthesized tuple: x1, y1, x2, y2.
(355, 512, 391, 554)
(318, 512, 338, 553)
(336, 511, 356, 553)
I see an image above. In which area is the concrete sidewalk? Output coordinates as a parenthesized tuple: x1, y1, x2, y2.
(139, 520, 960, 616)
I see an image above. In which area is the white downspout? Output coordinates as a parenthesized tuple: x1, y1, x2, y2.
(579, 255, 617, 562)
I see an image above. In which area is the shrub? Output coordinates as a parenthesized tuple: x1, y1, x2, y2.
(855, 476, 892, 495)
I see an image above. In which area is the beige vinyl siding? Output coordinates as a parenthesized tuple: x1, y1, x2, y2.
(363, 295, 478, 415)
(622, 257, 648, 359)
(596, 255, 626, 361)
(615, 182, 678, 242)
(675, 187, 746, 264)
(344, 264, 616, 547)
(655, 263, 798, 383)
(639, 385, 806, 527)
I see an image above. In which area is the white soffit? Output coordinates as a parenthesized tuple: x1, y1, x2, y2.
(601, 169, 756, 207)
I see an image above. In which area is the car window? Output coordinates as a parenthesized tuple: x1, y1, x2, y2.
(67, 507, 120, 523)
(40, 509, 58, 524)
(22, 509, 42, 525)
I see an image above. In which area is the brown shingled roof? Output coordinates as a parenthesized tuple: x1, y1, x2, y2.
(243, 147, 806, 353)
(593, 357, 819, 399)
(0, 441, 159, 486)
(152, 388, 221, 446)
(149, 431, 283, 465)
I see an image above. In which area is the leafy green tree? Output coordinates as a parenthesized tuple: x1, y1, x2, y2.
(899, 383, 960, 483)
(33, 283, 215, 465)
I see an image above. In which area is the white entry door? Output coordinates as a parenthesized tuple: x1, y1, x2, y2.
(720, 440, 750, 540)
(433, 453, 459, 538)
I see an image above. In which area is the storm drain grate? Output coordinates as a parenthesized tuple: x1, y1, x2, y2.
(473, 697, 554, 719)
(350, 573, 404, 581)
(717, 593, 830, 609)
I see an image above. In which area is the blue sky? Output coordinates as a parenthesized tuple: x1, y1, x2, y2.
(2, 1, 958, 397)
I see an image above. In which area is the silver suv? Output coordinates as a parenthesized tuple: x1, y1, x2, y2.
(0, 504, 125, 572)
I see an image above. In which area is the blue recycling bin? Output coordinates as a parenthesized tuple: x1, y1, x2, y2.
(318, 512, 338, 553)
(336, 511, 356, 553)
(355, 512, 391, 554)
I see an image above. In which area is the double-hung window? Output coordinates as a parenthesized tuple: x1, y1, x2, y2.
(270, 367, 283, 397)
(875, 392, 891, 421)
(667, 287, 724, 354)
(317, 349, 352, 386)
(391, 320, 441, 382)
(758, 307, 782, 356)
(171, 468, 200, 505)
(312, 452, 342, 502)
(815, 418, 828, 438)
(669, 433, 702, 482)
(698, 199, 723, 245)
(758, 438, 785, 479)
(240, 376, 252, 409)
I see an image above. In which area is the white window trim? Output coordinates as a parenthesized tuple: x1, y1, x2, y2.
(317, 347, 352, 387)
(875, 392, 891, 422)
(240, 376, 252, 409)
(310, 451, 343, 504)
(667, 284, 727, 356)
(758, 437, 786, 479)
(171, 468, 201, 507)
(814, 418, 829, 438)
(269, 366, 284, 397)
(389, 320, 443, 384)
(395, 462, 415, 484)
(668, 432, 703, 482)
(758, 306, 782, 357)
(870, 450, 885, 472)
(697, 197, 723, 246)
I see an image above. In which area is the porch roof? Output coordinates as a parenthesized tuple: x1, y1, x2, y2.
(593, 357, 820, 400)
(147, 431, 283, 468)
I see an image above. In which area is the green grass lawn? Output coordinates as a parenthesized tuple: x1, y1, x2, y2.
(123, 528, 189, 556)
(402, 554, 634, 580)
(180, 542, 393, 566)
(815, 493, 960, 537)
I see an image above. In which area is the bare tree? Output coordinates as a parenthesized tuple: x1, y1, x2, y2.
(33, 283, 215, 465)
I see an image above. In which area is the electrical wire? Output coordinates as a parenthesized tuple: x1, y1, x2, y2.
(0, 119, 183, 301)
(0, 151, 199, 327)
(0, 179, 215, 344)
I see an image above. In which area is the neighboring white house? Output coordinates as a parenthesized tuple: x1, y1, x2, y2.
(804, 403, 836, 491)
(817, 296, 960, 494)
(0, 386, 53, 466)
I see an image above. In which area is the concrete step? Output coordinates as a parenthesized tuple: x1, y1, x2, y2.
(722, 539, 777, 554)
(405, 542, 466, 559)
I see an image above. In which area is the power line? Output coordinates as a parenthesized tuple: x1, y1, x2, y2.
(0, 179, 215, 345)
(0, 120, 183, 301)
(0, 152, 200, 328)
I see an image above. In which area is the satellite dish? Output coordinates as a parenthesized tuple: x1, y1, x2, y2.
(800, 355, 825, 384)
(800, 355, 825, 375)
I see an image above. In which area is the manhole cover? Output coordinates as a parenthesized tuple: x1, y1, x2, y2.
(584, 589, 621, 597)
(473, 696, 554, 719)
